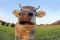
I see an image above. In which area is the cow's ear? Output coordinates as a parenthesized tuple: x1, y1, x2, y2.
(36, 11, 46, 17)
(12, 10, 19, 17)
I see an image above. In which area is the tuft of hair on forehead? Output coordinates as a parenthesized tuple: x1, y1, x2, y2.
(21, 6, 35, 11)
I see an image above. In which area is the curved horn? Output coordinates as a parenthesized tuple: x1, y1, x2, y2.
(35, 5, 40, 10)
(19, 3, 22, 10)
(19, 3, 21, 8)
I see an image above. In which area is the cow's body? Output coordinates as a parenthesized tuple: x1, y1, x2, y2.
(15, 23, 35, 40)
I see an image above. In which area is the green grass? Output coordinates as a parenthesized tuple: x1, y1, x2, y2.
(0, 23, 60, 40)
(0, 23, 15, 40)
(34, 25, 60, 40)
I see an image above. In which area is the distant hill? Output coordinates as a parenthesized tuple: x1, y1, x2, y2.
(51, 20, 60, 25)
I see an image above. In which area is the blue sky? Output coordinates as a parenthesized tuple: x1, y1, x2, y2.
(0, 0, 60, 24)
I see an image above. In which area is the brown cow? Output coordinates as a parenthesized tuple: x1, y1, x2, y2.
(5, 23, 10, 26)
(12, 5, 46, 40)
(1, 21, 6, 25)
(11, 23, 15, 27)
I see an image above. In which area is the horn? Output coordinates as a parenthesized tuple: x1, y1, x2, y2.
(19, 3, 22, 10)
(19, 3, 21, 8)
(35, 5, 40, 10)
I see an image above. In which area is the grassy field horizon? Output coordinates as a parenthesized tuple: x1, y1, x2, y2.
(0, 23, 60, 40)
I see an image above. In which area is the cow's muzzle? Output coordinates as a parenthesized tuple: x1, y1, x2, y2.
(20, 21, 34, 25)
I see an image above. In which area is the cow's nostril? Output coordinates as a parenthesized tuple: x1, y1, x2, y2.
(28, 12, 33, 16)
(18, 13, 21, 16)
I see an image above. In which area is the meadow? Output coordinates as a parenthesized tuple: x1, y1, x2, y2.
(34, 25, 60, 40)
(0, 22, 60, 40)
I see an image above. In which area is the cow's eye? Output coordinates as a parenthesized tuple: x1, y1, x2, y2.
(28, 12, 33, 16)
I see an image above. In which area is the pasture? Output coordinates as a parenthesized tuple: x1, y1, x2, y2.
(0, 23, 60, 40)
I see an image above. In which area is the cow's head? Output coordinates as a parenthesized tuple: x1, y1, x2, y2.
(12, 5, 46, 26)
